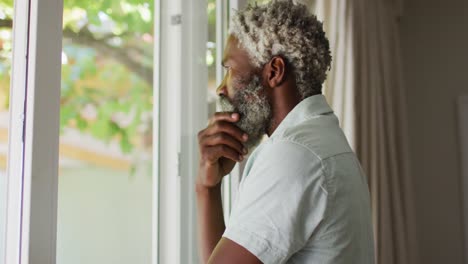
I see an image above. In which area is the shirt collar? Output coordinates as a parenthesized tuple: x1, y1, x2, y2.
(270, 94, 333, 138)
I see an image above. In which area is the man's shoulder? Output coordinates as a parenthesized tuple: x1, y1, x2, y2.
(271, 114, 354, 160)
(240, 138, 326, 191)
(252, 137, 322, 165)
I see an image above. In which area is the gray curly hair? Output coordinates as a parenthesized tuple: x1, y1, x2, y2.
(229, 0, 332, 98)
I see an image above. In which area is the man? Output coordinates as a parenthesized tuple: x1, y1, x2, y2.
(196, 1, 375, 263)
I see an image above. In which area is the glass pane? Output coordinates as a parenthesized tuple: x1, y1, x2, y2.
(57, 1, 154, 263)
(207, 0, 217, 115)
(0, 0, 13, 260)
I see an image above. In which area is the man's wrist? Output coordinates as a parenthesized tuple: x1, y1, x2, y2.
(195, 177, 222, 195)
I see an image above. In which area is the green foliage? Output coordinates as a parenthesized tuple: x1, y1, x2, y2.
(61, 45, 152, 153)
(0, 0, 13, 17)
(0, 0, 154, 155)
(0, 0, 217, 158)
(63, 0, 153, 34)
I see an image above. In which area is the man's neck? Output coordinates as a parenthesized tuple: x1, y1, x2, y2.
(266, 85, 302, 136)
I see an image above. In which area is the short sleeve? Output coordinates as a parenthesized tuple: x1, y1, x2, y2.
(223, 140, 329, 264)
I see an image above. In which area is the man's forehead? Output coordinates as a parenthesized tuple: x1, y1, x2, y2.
(222, 35, 237, 63)
(222, 35, 251, 65)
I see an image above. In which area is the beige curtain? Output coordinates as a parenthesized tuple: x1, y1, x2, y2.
(309, 0, 419, 263)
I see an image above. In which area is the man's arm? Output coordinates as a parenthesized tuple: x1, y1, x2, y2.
(195, 182, 225, 262)
(196, 112, 244, 262)
(196, 112, 262, 263)
(195, 181, 262, 264)
(208, 238, 262, 264)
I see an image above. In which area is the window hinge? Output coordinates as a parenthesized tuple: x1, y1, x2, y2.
(177, 152, 181, 177)
(171, 14, 182, 25)
(20, 113, 25, 143)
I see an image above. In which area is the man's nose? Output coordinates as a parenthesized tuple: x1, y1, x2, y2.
(216, 76, 227, 97)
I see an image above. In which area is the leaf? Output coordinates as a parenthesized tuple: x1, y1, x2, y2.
(60, 106, 77, 128)
(76, 117, 88, 130)
(120, 132, 132, 153)
(90, 118, 110, 139)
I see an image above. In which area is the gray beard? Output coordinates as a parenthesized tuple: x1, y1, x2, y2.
(219, 75, 272, 150)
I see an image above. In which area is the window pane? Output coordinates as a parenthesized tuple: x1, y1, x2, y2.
(207, 0, 217, 116)
(0, 0, 13, 260)
(57, 1, 154, 263)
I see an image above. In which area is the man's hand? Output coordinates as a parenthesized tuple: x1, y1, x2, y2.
(197, 112, 248, 188)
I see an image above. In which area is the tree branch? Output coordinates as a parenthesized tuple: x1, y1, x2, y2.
(0, 19, 12, 28)
(63, 27, 153, 85)
(1, 18, 153, 86)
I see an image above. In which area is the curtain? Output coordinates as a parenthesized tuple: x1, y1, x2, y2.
(309, 0, 420, 263)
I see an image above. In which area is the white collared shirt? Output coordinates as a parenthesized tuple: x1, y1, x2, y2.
(223, 94, 375, 264)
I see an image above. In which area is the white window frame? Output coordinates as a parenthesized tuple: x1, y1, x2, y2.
(170, 0, 249, 263)
(179, 0, 208, 262)
(157, 0, 183, 262)
(5, 0, 64, 263)
(162, 0, 249, 263)
(152, 0, 162, 263)
(4, 0, 30, 261)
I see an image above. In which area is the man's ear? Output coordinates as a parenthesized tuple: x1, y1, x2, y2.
(264, 56, 286, 88)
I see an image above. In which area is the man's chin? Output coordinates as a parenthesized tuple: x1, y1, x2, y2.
(218, 97, 236, 113)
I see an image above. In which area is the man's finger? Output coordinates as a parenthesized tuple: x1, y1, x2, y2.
(202, 133, 247, 155)
(206, 145, 242, 162)
(204, 121, 248, 143)
(209, 112, 240, 124)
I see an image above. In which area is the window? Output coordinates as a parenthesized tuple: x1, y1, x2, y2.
(3, 0, 246, 263)
(2, 0, 158, 261)
(0, 0, 13, 260)
(56, 1, 154, 263)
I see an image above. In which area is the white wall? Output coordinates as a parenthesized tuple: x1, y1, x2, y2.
(400, 0, 468, 263)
